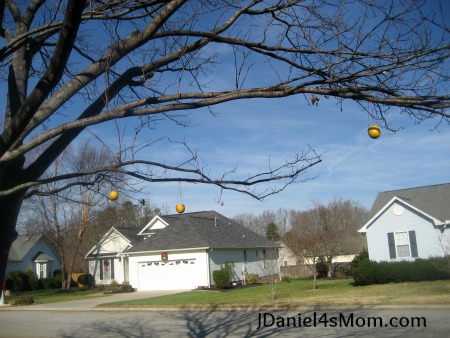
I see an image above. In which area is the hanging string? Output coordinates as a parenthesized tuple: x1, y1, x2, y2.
(368, 97, 376, 126)
(177, 180, 183, 205)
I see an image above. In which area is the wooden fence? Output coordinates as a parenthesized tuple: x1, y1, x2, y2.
(280, 265, 313, 278)
(280, 263, 352, 279)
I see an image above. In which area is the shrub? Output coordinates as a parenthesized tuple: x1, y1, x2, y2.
(213, 262, 235, 290)
(8, 270, 28, 291)
(24, 269, 39, 290)
(13, 296, 35, 306)
(121, 284, 133, 292)
(224, 262, 235, 281)
(110, 280, 119, 287)
(77, 273, 95, 287)
(315, 258, 328, 278)
(213, 269, 231, 290)
(351, 249, 369, 270)
(246, 273, 259, 284)
(40, 277, 61, 289)
(352, 256, 450, 286)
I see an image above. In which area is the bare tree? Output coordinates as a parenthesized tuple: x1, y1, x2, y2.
(1, 0, 449, 285)
(285, 198, 368, 288)
(23, 143, 114, 289)
(285, 210, 325, 289)
(311, 199, 368, 276)
(234, 209, 291, 236)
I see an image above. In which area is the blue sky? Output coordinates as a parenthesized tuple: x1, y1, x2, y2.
(102, 94, 450, 218)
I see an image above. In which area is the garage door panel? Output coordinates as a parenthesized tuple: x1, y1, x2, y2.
(138, 259, 198, 290)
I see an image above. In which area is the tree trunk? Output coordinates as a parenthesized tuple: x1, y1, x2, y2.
(326, 258, 333, 278)
(312, 258, 318, 290)
(0, 193, 25, 286)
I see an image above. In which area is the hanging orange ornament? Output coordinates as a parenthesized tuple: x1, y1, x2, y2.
(109, 190, 119, 200)
(368, 125, 381, 139)
(175, 181, 185, 213)
(367, 98, 381, 139)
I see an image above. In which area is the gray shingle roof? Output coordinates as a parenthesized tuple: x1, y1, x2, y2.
(8, 235, 43, 262)
(368, 183, 450, 221)
(117, 211, 277, 254)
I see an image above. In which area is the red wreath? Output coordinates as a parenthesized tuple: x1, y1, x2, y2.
(103, 260, 109, 272)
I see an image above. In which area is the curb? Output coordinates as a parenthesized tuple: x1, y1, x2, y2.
(92, 303, 450, 312)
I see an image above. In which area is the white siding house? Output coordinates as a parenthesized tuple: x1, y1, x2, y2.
(86, 211, 279, 290)
(359, 183, 450, 262)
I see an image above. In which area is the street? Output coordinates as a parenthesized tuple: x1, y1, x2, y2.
(1, 308, 448, 337)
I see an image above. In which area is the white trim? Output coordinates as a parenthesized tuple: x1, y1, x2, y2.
(84, 227, 132, 258)
(138, 215, 169, 235)
(358, 196, 443, 233)
(126, 247, 210, 256)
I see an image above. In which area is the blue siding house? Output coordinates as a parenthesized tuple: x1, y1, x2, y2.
(358, 183, 450, 262)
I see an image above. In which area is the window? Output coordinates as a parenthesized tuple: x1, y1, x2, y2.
(37, 263, 47, 279)
(99, 258, 115, 280)
(394, 232, 410, 257)
(387, 231, 418, 259)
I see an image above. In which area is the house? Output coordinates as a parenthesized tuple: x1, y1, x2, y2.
(85, 211, 279, 291)
(6, 234, 61, 279)
(278, 241, 299, 267)
(358, 183, 450, 262)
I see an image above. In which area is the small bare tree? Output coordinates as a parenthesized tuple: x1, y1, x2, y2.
(285, 216, 325, 290)
(285, 199, 368, 288)
(258, 244, 280, 300)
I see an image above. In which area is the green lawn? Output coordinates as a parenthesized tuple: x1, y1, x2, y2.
(4, 279, 450, 307)
(98, 278, 450, 308)
(4, 287, 104, 305)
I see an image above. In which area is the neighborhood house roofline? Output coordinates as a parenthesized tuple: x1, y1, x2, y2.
(122, 245, 279, 257)
(120, 247, 211, 256)
(359, 196, 444, 233)
(84, 227, 132, 259)
(85, 252, 122, 259)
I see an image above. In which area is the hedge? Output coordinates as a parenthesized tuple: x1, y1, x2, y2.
(352, 256, 450, 285)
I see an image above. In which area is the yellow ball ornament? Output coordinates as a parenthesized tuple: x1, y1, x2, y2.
(368, 124, 381, 139)
(175, 204, 185, 213)
(109, 190, 119, 200)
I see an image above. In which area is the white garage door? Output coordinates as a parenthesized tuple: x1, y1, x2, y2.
(137, 259, 198, 290)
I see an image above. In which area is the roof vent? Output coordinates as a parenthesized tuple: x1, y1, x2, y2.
(214, 217, 218, 227)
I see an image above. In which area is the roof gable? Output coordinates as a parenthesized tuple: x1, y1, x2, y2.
(367, 183, 450, 222)
(359, 196, 443, 233)
(138, 215, 168, 235)
(85, 227, 132, 258)
(8, 235, 43, 262)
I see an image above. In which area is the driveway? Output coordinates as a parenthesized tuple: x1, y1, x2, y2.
(0, 290, 184, 312)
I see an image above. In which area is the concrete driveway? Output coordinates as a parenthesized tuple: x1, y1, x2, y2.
(0, 290, 184, 312)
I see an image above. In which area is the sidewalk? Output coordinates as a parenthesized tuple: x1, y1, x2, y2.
(0, 290, 184, 311)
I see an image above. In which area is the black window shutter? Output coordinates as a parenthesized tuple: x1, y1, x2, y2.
(387, 232, 396, 259)
(99, 260, 103, 280)
(111, 259, 115, 279)
(409, 231, 418, 257)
